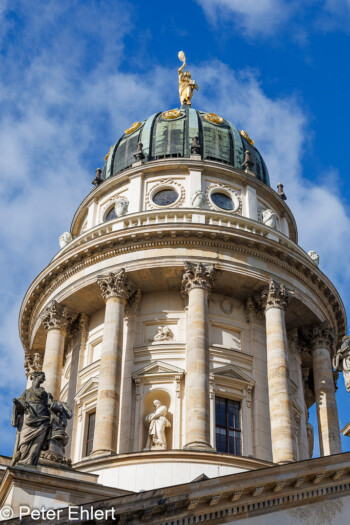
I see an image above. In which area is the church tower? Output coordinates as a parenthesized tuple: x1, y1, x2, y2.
(6, 54, 347, 515)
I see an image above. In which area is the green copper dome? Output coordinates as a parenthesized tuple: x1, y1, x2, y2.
(101, 108, 270, 186)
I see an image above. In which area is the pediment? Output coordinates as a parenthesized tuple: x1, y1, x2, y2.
(75, 376, 99, 402)
(132, 361, 185, 379)
(212, 365, 255, 386)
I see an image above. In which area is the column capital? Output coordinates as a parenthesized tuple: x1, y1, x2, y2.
(181, 262, 216, 296)
(97, 269, 137, 303)
(310, 322, 335, 352)
(261, 279, 294, 311)
(41, 300, 77, 332)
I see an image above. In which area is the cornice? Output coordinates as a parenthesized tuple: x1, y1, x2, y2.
(28, 452, 350, 525)
(19, 222, 346, 351)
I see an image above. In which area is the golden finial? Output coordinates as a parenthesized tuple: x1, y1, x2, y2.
(178, 51, 199, 107)
(240, 130, 255, 146)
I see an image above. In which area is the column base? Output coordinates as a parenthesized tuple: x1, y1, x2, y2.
(90, 449, 117, 459)
(183, 441, 215, 452)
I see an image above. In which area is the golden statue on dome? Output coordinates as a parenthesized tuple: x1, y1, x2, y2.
(178, 51, 199, 106)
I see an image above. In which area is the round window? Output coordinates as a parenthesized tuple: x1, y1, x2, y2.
(105, 207, 116, 221)
(153, 188, 179, 206)
(211, 192, 233, 211)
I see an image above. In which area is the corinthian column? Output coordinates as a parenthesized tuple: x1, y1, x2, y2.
(311, 323, 341, 456)
(92, 269, 138, 457)
(181, 262, 216, 450)
(261, 279, 296, 464)
(41, 300, 76, 399)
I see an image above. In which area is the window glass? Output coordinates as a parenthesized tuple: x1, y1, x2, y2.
(215, 397, 241, 455)
(211, 192, 234, 211)
(105, 207, 116, 221)
(85, 412, 96, 457)
(153, 189, 178, 206)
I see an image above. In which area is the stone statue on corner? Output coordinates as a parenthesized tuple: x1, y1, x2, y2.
(11, 370, 73, 468)
(145, 400, 171, 450)
(333, 335, 350, 392)
(11, 371, 52, 467)
(40, 401, 73, 467)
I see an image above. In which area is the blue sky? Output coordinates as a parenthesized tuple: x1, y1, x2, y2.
(1, 0, 350, 457)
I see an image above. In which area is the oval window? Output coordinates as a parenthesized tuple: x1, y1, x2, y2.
(153, 189, 179, 206)
(105, 207, 116, 221)
(211, 192, 233, 211)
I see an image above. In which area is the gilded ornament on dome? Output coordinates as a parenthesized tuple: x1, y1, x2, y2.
(240, 130, 255, 146)
(204, 112, 223, 125)
(125, 121, 142, 135)
(178, 51, 199, 106)
(162, 109, 182, 120)
(104, 145, 113, 162)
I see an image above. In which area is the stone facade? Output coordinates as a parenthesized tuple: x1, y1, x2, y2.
(1, 109, 348, 522)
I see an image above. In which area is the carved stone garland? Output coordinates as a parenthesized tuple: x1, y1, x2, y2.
(145, 179, 186, 210)
(206, 182, 242, 214)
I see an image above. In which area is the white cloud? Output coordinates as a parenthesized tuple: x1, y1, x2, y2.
(198, 0, 293, 36)
(198, 0, 350, 36)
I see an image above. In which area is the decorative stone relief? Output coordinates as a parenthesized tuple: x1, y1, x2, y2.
(145, 179, 185, 209)
(41, 300, 77, 332)
(220, 298, 234, 315)
(308, 250, 320, 266)
(262, 209, 277, 229)
(149, 326, 174, 342)
(206, 182, 242, 214)
(191, 190, 206, 209)
(115, 197, 129, 217)
(59, 232, 72, 249)
(287, 499, 343, 524)
(99, 192, 125, 222)
(245, 296, 264, 323)
(261, 279, 294, 311)
(181, 261, 216, 296)
(333, 335, 350, 392)
(97, 269, 138, 303)
(145, 400, 171, 450)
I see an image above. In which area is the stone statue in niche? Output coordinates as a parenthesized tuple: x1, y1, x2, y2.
(145, 400, 171, 450)
(262, 209, 277, 229)
(308, 250, 320, 266)
(333, 336, 350, 392)
(114, 197, 129, 217)
(11, 371, 52, 466)
(59, 232, 72, 249)
(191, 190, 206, 209)
(149, 326, 174, 342)
(41, 401, 73, 467)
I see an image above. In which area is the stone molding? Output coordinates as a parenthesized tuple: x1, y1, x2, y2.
(63, 452, 350, 525)
(181, 261, 216, 296)
(261, 278, 294, 312)
(40, 300, 77, 332)
(206, 182, 242, 214)
(20, 230, 345, 352)
(97, 269, 138, 304)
